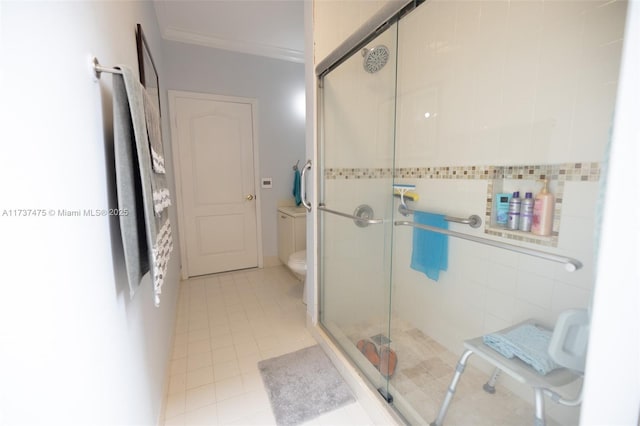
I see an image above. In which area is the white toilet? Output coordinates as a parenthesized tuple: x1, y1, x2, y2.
(277, 206, 308, 304)
(287, 250, 307, 304)
(287, 249, 307, 278)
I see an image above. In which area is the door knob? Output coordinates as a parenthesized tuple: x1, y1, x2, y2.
(246, 194, 255, 201)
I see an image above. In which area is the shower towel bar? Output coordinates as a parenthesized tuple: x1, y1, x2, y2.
(394, 220, 582, 272)
(92, 57, 122, 79)
(399, 204, 482, 229)
(318, 205, 384, 225)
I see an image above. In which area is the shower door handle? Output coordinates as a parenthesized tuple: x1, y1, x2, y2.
(300, 160, 312, 212)
(318, 204, 384, 227)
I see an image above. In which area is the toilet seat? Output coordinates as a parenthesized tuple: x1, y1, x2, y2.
(286, 250, 307, 305)
(287, 250, 307, 275)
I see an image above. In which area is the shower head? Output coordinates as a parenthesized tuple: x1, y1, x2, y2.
(361, 45, 389, 73)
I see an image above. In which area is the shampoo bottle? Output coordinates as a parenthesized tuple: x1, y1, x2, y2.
(507, 191, 521, 230)
(519, 192, 534, 232)
(531, 179, 554, 236)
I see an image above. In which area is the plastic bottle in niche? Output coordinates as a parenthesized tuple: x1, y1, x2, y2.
(495, 193, 510, 227)
(507, 191, 521, 230)
(519, 192, 534, 232)
(532, 179, 554, 236)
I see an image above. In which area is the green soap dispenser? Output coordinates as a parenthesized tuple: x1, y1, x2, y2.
(531, 179, 554, 236)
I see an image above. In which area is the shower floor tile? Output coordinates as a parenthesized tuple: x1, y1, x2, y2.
(342, 317, 561, 426)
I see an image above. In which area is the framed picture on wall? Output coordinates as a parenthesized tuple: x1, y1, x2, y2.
(136, 23, 161, 116)
(136, 23, 165, 174)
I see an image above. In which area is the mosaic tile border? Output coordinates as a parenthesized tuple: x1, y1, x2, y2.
(324, 162, 600, 248)
(324, 168, 393, 179)
(325, 162, 600, 182)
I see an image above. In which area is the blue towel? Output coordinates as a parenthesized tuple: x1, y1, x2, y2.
(410, 211, 448, 281)
(483, 324, 561, 375)
(292, 169, 302, 206)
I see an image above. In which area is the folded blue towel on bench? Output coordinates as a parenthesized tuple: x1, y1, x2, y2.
(483, 324, 561, 375)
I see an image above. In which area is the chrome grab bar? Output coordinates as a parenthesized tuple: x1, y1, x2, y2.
(394, 220, 582, 272)
(318, 205, 384, 225)
(398, 204, 482, 228)
(300, 160, 312, 212)
(446, 215, 482, 228)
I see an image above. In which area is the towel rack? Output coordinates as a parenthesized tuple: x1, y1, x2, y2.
(394, 220, 582, 272)
(318, 204, 384, 227)
(92, 57, 122, 80)
(399, 204, 482, 229)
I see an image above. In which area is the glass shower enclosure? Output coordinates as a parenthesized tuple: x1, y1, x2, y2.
(318, 21, 399, 402)
(317, 11, 430, 421)
(316, 0, 625, 424)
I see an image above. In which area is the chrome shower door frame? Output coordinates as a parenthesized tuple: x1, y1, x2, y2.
(315, 0, 421, 412)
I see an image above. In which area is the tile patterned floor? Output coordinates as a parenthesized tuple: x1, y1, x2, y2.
(161, 266, 375, 426)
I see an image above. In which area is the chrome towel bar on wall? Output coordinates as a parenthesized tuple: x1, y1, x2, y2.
(91, 57, 122, 80)
(398, 204, 482, 228)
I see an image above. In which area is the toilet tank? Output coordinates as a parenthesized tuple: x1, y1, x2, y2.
(277, 206, 307, 265)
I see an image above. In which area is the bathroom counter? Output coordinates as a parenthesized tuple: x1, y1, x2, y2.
(277, 206, 308, 218)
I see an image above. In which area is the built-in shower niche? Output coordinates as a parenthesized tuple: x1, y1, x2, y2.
(484, 162, 601, 248)
(487, 175, 560, 247)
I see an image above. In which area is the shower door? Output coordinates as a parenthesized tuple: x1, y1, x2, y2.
(318, 24, 399, 398)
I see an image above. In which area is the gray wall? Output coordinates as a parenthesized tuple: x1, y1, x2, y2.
(0, 1, 180, 424)
(162, 41, 306, 262)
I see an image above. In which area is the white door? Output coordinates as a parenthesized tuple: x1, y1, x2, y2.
(170, 91, 260, 277)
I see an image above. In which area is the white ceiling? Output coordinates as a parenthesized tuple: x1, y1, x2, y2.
(154, 0, 305, 63)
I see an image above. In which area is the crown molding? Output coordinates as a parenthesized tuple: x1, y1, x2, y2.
(162, 26, 304, 64)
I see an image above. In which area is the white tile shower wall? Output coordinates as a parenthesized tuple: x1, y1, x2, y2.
(551, 181, 600, 291)
(395, 0, 626, 167)
(322, 26, 397, 170)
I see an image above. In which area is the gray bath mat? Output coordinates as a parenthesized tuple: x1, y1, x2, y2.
(258, 345, 355, 425)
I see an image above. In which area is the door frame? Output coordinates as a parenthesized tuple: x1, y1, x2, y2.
(168, 90, 263, 280)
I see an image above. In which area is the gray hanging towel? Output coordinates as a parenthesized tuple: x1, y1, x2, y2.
(141, 82, 173, 305)
(112, 66, 172, 306)
(142, 88, 172, 216)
